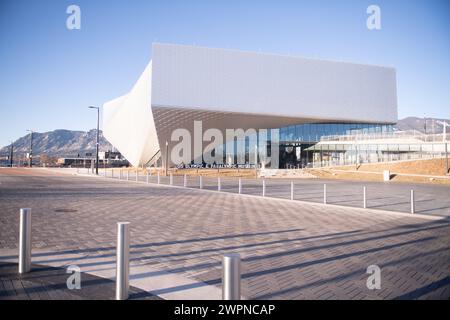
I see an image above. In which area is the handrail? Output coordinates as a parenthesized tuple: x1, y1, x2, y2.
(145, 149, 161, 167)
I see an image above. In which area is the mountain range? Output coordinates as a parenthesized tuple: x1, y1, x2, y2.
(394, 117, 449, 134)
(1, 117, 449, 157)
(0, 129, 113, 158)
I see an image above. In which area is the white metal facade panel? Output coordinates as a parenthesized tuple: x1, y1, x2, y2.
(151, 43, 397, 124)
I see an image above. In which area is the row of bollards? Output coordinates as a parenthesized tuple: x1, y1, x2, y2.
(322, 184, 416, 213)
(17, 208, 242, 300)
(111, 170, 418, 214)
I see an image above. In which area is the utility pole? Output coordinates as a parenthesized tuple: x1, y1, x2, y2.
(26, 130, 33, 168)
(88, 106, 100, 175)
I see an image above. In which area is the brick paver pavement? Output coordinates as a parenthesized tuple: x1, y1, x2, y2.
(0, 168, 449, 299)
(0, 262, 160, 300)
(104, 167, 450, 217)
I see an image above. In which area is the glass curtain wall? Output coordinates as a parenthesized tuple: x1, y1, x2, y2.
(280, 123, 394, 143)
(307, 143, 448, 168)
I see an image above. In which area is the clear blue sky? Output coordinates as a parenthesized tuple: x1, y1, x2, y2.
(0, 0, 449, 147)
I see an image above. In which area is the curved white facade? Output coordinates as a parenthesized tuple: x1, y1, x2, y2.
(103, 43, 398, 167)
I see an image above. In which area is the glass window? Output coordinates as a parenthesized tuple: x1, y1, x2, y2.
(312, 124, 317, 135)
(291, 126, 296, 141)
(409, 144, 421, 152)
(304, 124, 310, 136)
(280, 127, 287, 142)
(388, 144, 400, 151)
(422, 144, 433, 152)
(399, 145, 410, 152)
(295, 125, 301, 141)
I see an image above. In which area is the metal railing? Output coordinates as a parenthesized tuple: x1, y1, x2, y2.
(320, 130, 450, 143)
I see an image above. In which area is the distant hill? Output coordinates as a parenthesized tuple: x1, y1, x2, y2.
(395, 117, 449, 134)
(0, 129, 113, 157)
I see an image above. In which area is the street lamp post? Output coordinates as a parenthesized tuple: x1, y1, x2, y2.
(254, 144, 258, 178)
(9, 141, 14, 167)
(26, 130, 33, 168)
(436, 120, 449, 174)
(446, 142, 449, 175)
(89, 106, 100, 175)
(165, 141, 169, 176)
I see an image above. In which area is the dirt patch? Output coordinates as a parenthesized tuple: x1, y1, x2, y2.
(331, 158, 449, 176)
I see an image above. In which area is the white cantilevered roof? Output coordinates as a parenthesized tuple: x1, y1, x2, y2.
(103, 43, 398, 167)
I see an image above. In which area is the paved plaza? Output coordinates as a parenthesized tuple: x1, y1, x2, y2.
(0, 262, 159, 300)
(99, 167, 450, 217)
(0, 168, 449, 300)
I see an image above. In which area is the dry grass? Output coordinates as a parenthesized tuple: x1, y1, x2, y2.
(308, 158, 450, 186)
(332, 158, 449, 176)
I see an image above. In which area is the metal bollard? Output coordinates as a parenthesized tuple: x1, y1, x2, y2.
(410, 190, 415, 214)
(135, 169, 138, 182)
(262, 179, 266, 197)
(126, 171, 129, 181)
(184, 174, 187, 187)
(116, 222, 130, 300)
(19, 208, 32, 274)
(146, 171, 149, 184)
(119, 169, 122, 180)
(290, 181, 294, 200)
(222, 253, 241, 300)
(170, 173, 173, 185)
(111, 169, 114, 178)
(323, 184, 327, 204)
(218, 177, 221, 191)
(199, 176, 203, 189)
(157, 171, 160, 184)
(363, 186, 367, 209)
(238, 178, 242, 194)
